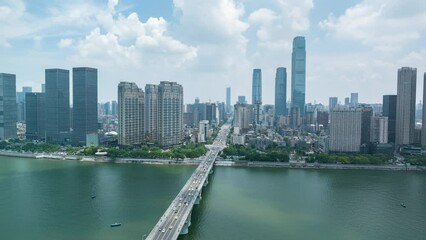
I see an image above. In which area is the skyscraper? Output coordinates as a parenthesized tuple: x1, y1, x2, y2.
(205, 103, 217, 124)
(25, 92, 45, 141)
(329, 109, 362, 152)
(383, 95, 397, 143)
(72, 67, 98, 145)
(344, 97, 350, 107)
(329, 97, 338, 111)
(252, 69, 262, 124)
(45, 69, 70, 144)
(118, 82, 144, 145)
(0, 73, 17, 140)
(291, 36, 306, 115)
(226, 87, 231, 114)
(238, 96, 246, 104)
(371, 116, 388, 144)
(16, 87, 32, 123)
(234, 103, 253, 134)
(395, 67, 416, 146)
(157, 81, 183, 147)
(422, 73, 426, 147)
(145, 84, 158, 142)
(111, 100, 118, 116)
(360, 106, 373, 145)
(350, 93, 359, 107)
(275, 67, 287, 117)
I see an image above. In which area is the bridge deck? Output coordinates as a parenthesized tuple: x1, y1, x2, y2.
(146, 124, 230, 240)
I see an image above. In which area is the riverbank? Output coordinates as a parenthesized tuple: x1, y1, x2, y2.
(0, 150, 424, 171)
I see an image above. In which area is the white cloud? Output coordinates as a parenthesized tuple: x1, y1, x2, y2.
(57, 38, 73, 48)
(319, 0, 426, 52)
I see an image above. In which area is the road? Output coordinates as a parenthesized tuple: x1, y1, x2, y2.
(146, 123, 231, 240)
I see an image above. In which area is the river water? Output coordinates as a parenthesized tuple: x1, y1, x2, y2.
(0, 156, 425, 240)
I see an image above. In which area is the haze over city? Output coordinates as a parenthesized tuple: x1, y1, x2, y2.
(2, 0, 426, 104)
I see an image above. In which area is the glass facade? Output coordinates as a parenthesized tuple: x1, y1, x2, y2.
(274, 67, 287, 117)
(72, 67, 98, 145)
(252, 69, 262, 104)
(25, 93, 45, 141)
(0, 73, 17, 140)
(383, 95, 397, 143)
(291, 36, 306, 115)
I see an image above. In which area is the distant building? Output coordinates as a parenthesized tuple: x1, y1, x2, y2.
(217, 102, 226, 123)
(111, 100, 118, 116)
(291, 36, 306, 116)
(252, 69, 262, 124)
(103, 102, 110, 116)
(25, 93, 45, 141)
(0, 73, 17, 140)
(226, 87, 231, 113)
(45, 69, 70, 144)
(145, 84, 158, 142)
(234, 103, 253, 134)
(371, 116, 388, 144)
(423, 73, 426, 147)
(157, 81, 183, 147)
(351, 93, 359, 107)
(198, 120, 209, 143)
(205, 103, 217, 125)
(72, 67, 98, 146)
(395, 67, 416, 146)
(344, 97, 350, 107)
(275, 67, 287, 117)
(118, 82, 144, 145)
(16, 87, 32, 122)
(317, 111, 329, 128)
(329, 97, 338, 111)
(383, 95, 397, 143)
(238, 96, 246, 104)
(360, 106, 373, 145)
(290, 107, 301, 128)
(329, 109, 362, 152)
(41, 84, 45, 93)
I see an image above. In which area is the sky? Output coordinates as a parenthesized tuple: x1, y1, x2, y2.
(1, 0, 426, 105)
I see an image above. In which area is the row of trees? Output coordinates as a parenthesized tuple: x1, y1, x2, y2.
(306, 153, 391, 165)
(0, 141, 61, 153)
(406, 156, 426, 166)
(104, 143, 207, 159)
(221, 144, 289, 162)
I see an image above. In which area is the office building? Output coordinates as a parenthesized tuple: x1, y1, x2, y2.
(351, 93, 359, 107)
(157, 81, 183, 147)
(317, 111, 329, 128)
(371, 116, 388, 144)
(360, 106, 373, 145)
(25, 93, 45, 141)
(45, 69, 70, 144)
(111, 100, 118, 116)
(0, 73, 17, 140)
(329, 109, 362, 152)
(344, 97, 350, 107)
(291, 36, 306, 115)
(118, 82, 144, 145)
(72, 67, 98, 146)
(234, 103, 253, 134)
(16, 87, 32, 122)
(383, 95, 397, 143)
(238, 96, 246, 104)
(290, 107, 301, 128)
(103, 102, 110, 116)
(275, 67, 287, 117)
(422, 73, 426, 147)
(329, 97, 338, 111)
(205, 103, 217, 125)
(252, 69, 262, 124)
(395, 67, 416, 145)
(226, 87, 231, 113)
(198, 120, 209, 143)
(145, 84, 158, 142)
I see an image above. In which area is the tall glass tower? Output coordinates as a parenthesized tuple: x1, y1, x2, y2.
(226, 87, 231, 113)
(252, 69, 262, 124)
(274, 67, 287, 117)
(291, 36, 306, 115)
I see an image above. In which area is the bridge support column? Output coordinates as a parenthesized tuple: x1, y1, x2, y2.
(195, 191, 202, 205)
(209, 168, 214, 174)
(179, 210, 192, 235)
(203, 178, 208, 187)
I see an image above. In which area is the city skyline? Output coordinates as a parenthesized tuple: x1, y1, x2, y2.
(1, 0, 426, 105)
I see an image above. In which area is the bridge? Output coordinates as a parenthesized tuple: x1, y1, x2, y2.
(145, 123, 231, 240)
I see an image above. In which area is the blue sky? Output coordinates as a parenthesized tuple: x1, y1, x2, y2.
(1, 0, 426, 105)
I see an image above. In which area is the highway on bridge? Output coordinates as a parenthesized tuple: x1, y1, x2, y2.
(146, 123, 231, 240)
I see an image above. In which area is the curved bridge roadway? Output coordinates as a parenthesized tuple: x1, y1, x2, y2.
(146, 123, 231, 240)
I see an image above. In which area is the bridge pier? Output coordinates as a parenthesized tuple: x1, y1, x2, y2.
(209, 168, 213, 174)
(195, 191, 202, 205)
(179, 211, 192, 235)
(203, 178, 208, 187)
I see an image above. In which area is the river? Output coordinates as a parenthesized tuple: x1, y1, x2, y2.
(0, 156, 425, 240)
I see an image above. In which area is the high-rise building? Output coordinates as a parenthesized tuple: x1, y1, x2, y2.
(350, 93, 359, 107)
(234, 103, 253, 134)
(371, 116, 388, 144)
(118, 82, 144, 145)
(0, 73, 17, 140)
(157, 81, 183, 147)
(329, 109, 362, 152)
(290, 107, 301, 128)
(226, 87, 231, 114)
(395, 67, 416, 146)
(422, 73, 426, 147)
(360, 106, 373, 145)
(41, 84, 45, 93)
(383, 95, 397, 143)
(103, 102, 110, 116)
(329, 97, 338, 111)
(198, 120, 209, 143)
(252, 69, 262, 124)
(291, 36, 306, 115)
(275, 67, 287, 117)
(16, 87, 32, 123)
(72, 67, 98, 146)
(344, 97, 350, 106)
(238, 96, 246, 104)
(205, 103, 217, 125)
(111, 100, 118, 116)
(25, 93, 45, 141)
(217, 102, 226, 123)
(145, 84, 158, 142)
(45, 69, 70, 144)
(317, 111, 329, 128)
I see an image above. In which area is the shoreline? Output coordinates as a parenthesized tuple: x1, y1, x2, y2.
(0, 150, 424, 172)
